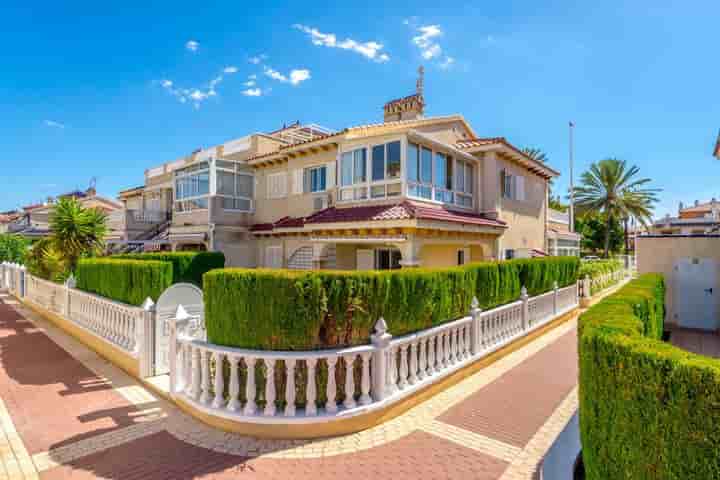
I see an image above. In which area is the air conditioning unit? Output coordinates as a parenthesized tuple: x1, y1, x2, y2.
(313, 195, 330, 211)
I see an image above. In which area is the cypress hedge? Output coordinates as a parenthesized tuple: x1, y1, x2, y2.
(76, 258, 173, 305)
(113, 252, 225, 287)
(578, 274, 720, 479)
(205, 256, 579, 350)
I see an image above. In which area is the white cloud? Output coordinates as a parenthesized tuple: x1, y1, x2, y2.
(264, 66, 287, 82)
(289, 69, 311, 85)
(160, 69, 229, 108)
(413, 25, 442, 59)
(44, 120, 65, 129)
(242, 88, 263, 97)
(185, 40, 199, 52)
(263, 66, 311, 86)
(411, 24, 456, 69)
(244, 79, 256, 87)
(248, 54, 267, 65)
(293, 24, 390, 63)
(249, 74, 257, 79)
(223, 66, 239, 74)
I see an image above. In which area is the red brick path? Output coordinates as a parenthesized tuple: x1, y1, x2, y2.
(0, 296, 579, 479)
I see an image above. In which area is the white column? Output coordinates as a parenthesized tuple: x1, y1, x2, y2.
(370, 318, 392, 401)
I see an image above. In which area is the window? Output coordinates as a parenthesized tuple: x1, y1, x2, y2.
(216, 161, 254, 211)
(375, 249, 402, 270)
(304, 166, 327, 193)
(407, 143, 419, 182)
(407, 142, 474, 208)
(340, 143, 401, 201)
(267, 172, 288, 199)
(387, 141, 401, 179)
(500, 169, 525, 201)
(505, 249, 515, 260)
(421, 147, 433, 184)
(372, 145, 385, 181)
(174, 161, 209, 212)
(372, 142, 401, 182)
(353, 149, 366, 184)
(457, 248, 470, 266)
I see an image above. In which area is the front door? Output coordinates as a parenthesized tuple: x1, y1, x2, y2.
(673, 257, 719, 330)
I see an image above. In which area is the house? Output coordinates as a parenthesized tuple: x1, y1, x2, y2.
(117, 71, 559, 269)
(11, 188, 122, 240)
(649, 199, 720, 235)
(546, 208, 581, 256)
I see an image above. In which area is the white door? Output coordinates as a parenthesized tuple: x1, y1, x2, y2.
(673, 257, 719, 330)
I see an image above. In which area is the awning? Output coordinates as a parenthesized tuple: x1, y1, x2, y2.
(168, 233, 207, 243)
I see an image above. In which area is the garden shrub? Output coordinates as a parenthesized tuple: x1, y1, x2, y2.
(113, 251, 225, 287)
(205, 256, 580, 350)
(76, 258, 172, 305)
(578, 274, 720, 479)
(579, 259, 624, 295)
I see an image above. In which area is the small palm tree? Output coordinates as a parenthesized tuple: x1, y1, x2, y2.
(49, 197, 107, 272)
(522, 147, 549, 164)
(573, 158, 659, 258)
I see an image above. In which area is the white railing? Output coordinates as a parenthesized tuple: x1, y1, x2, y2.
(67, 287, 140, 352)
(132, 209, 166, 224)
(169, 282, 580, 423)
(578, 268, 629, 298)
(3, 262, 145, 357)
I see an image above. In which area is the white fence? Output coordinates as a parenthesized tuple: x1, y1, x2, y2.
(0, 262, 146, 358)
(577, 268, 629, 298)
(169, 282, 579, 424)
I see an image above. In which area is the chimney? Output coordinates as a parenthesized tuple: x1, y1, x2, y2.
(383, 66, 425, 122)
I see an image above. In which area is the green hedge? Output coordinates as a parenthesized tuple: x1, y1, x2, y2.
(579, 274, 720, 479)
(578, 258, 623, 279)
(112, 252, 225, 287)
(205, 256, 579, 350)
(76, 258, 173, 305)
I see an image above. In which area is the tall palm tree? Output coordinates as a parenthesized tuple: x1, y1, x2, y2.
(49, 197, 107, 272)
(573, 158, 659, 258)
(522, 147, 549, 164)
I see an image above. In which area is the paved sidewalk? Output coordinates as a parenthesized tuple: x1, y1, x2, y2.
(0, 291, 582, 479)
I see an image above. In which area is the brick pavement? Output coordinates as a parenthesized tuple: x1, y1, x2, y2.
(0, 290, 587, 479)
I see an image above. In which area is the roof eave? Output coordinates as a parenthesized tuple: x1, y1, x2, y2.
(461, 143, 560, 179)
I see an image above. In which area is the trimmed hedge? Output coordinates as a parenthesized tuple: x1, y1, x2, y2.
(579, 274, 720, 479)
(76, 258, 173, 305)
(112, 252, 225, 287)
(205, 256, 579, 350)
(578, 258, 623, 279)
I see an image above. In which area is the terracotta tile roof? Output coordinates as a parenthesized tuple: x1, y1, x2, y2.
(455, 137, 507, 149)
(680, 202, 714, 213)
(531, 248, 548, 257)
(384, 93, 424, 107)
(456, 137, 560, 178)
(251, 201, 506, 233)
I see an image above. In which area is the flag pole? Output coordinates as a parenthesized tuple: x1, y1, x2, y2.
(569, 121, 575, 233)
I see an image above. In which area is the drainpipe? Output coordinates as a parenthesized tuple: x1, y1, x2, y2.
(209, 223, 216, 252)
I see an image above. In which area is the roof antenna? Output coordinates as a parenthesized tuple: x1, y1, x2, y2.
(416, 65, 425, 97)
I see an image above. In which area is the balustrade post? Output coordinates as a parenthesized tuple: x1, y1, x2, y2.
(19, 266, 26, 298)
(167, 304, 186, 395)
(553, 281, 559, 314)
(583, 275, 591, 299)
(139, 298, 156, 378)
(470, 297, 482, 355)
(370, 317, 392, 402)
(520, 287, 529, 330)
(63, 275, 75, 318)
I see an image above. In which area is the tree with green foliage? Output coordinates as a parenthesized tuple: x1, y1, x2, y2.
(0, 234, 29, 263)
(49, 197, 107, 272)
(573, 158, 658, 258)
(575, 212, 624, 255)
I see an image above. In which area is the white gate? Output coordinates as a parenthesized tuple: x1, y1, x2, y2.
(154, 283, 204, 375)
(673, 257, 719, 330)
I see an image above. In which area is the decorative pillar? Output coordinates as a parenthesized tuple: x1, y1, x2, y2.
(138, 298, 156, 378)
(370, 317, 392, 401)
(520, 286, 529, 330)
(469, 297, 482, 355)
(397, 236, 422, 268)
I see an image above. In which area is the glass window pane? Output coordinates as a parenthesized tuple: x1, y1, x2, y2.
(407, 143, 419, 182)
(466, 164, 473, 194)
(237, 175, 253, 197)
(372, 145, 385, 181)
(434, 152, 447, 187)
(446, 157, 453, 190)
(387, 141, 401, 179)
(421, 147, 433, 184)
(387, 182, 401, 197)
(457, 161, 465, 193)
(371, 185, 385, 198)
(353, 149, 366, 183)
(319, 166, 326, 191)
(341, 152, 353, 186)
(198, 172, 209, 195)
(218, 171, 235, 195)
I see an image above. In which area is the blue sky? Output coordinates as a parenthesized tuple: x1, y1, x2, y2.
(2, 1, 719, 217)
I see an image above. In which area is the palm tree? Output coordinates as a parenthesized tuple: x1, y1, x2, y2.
(49, 197, 107, 272)
(521, 147, 549, 164)
(573, 158, 659, 258)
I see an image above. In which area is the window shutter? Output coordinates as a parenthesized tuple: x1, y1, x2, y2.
(291, 170, 303, 195)
(326, 162, 336, 189)
(516, 176, 525, 201)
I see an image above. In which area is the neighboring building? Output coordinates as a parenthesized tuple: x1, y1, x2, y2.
(649, 199, 720, 235)
(117, 71, 559, 269)
(0, 211, 21, 234)
(10, 188, 122, 240)
(546, 208, 581, 256)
